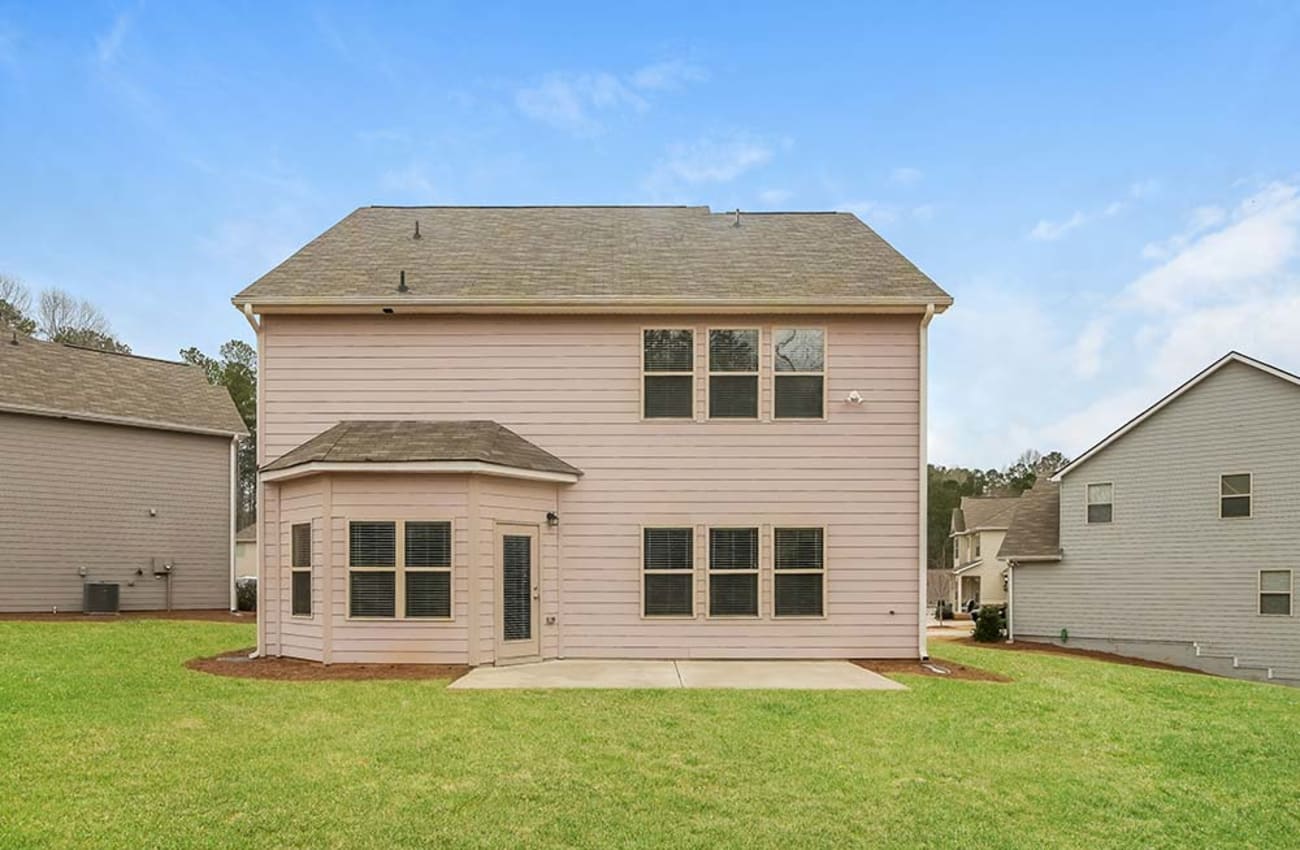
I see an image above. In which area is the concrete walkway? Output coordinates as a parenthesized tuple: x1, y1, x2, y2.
(447, 659, 906, 691)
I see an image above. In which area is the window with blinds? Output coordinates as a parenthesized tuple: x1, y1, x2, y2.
(708, 329, 758, 418)
(348, 520, 453, 619)
(774, 328, 825, 419)
(644, 329, 694, 418)
(708, 528, 759, 616)
(774, 527, 824, 617)
(290, 522, 312, 617)
(643, 528, 693, 616)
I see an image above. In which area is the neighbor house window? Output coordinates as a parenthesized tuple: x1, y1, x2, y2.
(643, 329, 694, 418)
(348, 520, 454, 619)
(774, 329, 825, 419)
(643, 528, 693, 617)
(1087, 483, 1113, 524)
(774, 527, 824, 617)
(1221, 474, 1252, 518)
(974, 535, 981, 557)
(291, 522, 312, 617)
(709, 528, 759, 616)
(708, 329, 759, 418)
(1259, 570, 1292, 616)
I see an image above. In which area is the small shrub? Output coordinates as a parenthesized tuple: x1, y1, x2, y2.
(235, 576, 258, 612)
(972, 604, 1005, 642)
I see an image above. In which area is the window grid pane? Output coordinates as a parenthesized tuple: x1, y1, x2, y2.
(1260, 570, 1291, 593)
(774, 329, 825, 372)
(645, 574, 693, 616)
(1087, 504, 1113, 524)
(1260, 594, 1291, 616)
(774, 375, 824, 419)
(710, 529, 758, 570)
(709, 375, 758, 418)
(644, 375, 693, 418)
(774, 574, 823, 617)
(709, 573, 758, 616)
(1221, 496, 1251, 518)
(349, 571, 396, 617)
(405, 571, 452, 618)
(644, 329, 694, 372)
(709, 329, 758, 372)
(406, 521, 451, 567)
(291, 570, 312, 617)
(1087, 483, 1113, 505)
(350, 522, 396, 566)
(775, 528, 823, 570)
(644, 528, 692, 571)
(291, 523, 311, 568)
(1221, 474, 1251, 496)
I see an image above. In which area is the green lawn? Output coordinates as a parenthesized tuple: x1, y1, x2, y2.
(1, 622, 1297, 849)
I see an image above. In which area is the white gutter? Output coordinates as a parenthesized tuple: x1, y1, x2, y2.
(229, 437, 238, 611)
(241, 302, 261, 333)
(1006, 564, 1014, 642)
(260, 459, 580, 485)
(918, 303, 935, 660)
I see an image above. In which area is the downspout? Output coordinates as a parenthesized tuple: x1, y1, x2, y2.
(229, 437, 238, 612)
(242, 302, 264, 658)
(1006, 563, 1015, 643)
(918, 303, 935, 660)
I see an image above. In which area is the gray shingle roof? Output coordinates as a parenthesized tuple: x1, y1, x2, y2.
(951, 495, 1020, 535)
(996, 481, 1061, 562)
(233, 206, 952, 308)
(0, 335, 247, 436)
(263, 420, 581, 478)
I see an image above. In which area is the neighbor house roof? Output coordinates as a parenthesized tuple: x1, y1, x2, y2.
(262, 420, 582, 481)
(233, 206, 952, 311)
(0, 335, 248, 437)
(996, 480, 1061, 563)
(950, 495, 1020, 535)
(1053, 351, 1300, 480)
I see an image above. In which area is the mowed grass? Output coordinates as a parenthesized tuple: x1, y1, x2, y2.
(1, 623, 1297, 849)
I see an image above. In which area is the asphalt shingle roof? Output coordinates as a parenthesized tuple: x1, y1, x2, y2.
(996, 480, 1061, 562)
(0, 335, 247, 436)
(262, 420, 581, 478)
(951, 495, 1020, 534)
(233, 206, 952, 308)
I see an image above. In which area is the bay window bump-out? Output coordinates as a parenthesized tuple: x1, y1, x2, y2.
(643, 328, 695, 419)
(708, 527, 759, 617)
(290, 521, 312, 617)
(774, 527, 825, 617)
(708, 328, 759, 419)
(347, 519, 453, 620)
(642, 527, 694, 617)
(774, 328, 826, 419)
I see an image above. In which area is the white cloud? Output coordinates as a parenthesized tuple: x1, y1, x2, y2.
(629, 60, 707, 91)
(839, 200, 899, 225)
(1072, 319, 1108, 379)
(647, 134, 772, 189)
(1129, 178, 1160, 199)
(0, 21, 18, 68)
(516, 72, 646, 135)
(912, 204, 936, 222)
(1029, 211, 1087, 241)
(95, 11, 131, 67)
(890, 166, 923, 186)
(758, 188, 793, 206)
(379, 163, 436, 199)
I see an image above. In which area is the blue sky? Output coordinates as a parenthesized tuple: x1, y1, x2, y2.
(2, 2, 1298, 467)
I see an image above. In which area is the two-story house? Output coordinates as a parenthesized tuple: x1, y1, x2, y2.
(1000, 352, 1300, 685)
(234, 205, 951, 665)
(949, 495, 1019, 610)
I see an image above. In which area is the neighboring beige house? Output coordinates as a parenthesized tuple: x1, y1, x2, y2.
(1002, 352, 1300, 685)
(0, 335, 247, 612)
(234, 205, 952, 665)
(949, 495, 1019, 610)
(235, 525, 258, 577)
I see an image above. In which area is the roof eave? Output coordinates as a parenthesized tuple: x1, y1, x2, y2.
(1005, 554, 1063, 564)
(0, 402, 248, 439)
(260, 459, 581, 485)
(232, 295, 953, 316)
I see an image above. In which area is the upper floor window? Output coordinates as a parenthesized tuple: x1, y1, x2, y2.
(1259, 570, 1292, 616)
(1220, 473, 1252, 518)
(1086, 483, 1113, 524)
(774, 329, 825, 419)
(708, 329, 759, 418)
(643, 329, 694, 419)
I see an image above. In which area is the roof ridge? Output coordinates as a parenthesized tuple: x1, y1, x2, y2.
(365, 204, 704, 210)
(19, 336, 197, 369)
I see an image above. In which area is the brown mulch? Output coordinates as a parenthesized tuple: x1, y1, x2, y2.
(0, 609, 255, 623)
(186, 649, 470, 682)
(853, 658, 1011, 682)
(946, 637, 1210, 676)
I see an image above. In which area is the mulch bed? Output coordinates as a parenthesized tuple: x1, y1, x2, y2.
(0, 609, 255, 623)
(946, 637, 1210, 676)
(186, 649, 470, 682)
(853, 658, 1010, 682)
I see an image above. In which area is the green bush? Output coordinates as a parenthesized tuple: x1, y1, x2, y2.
(972, 604, 1005, 642)
(235, 576, 257, 612)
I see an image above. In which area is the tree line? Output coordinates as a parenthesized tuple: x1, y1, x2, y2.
(2, 273, 258, 528)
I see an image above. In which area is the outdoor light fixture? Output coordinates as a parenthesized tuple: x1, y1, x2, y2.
(546, 511, 559, 527)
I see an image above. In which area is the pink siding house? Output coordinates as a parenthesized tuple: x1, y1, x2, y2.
(234, 206, 951, 665)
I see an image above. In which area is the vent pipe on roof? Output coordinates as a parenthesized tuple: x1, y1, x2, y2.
(398, 270, 409, 293)
(413, 220, 421, 239)
(9, 329, 17, 345)
(733, 208, 741, 227)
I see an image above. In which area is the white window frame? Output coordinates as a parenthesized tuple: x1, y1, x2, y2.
(707, 526, 761, 619)
(1258, 569, 1292, 617)
(640, 525, 696, 619)
(706, 327, 760, 420)
(773, 327, 827, 420)
(1219, 472, 1253, 519)
(1086, 482, 1114, 524)
(640, 327, 696, 421)
(772, 526, 827, 619)
(290, 520, 313, 619)
(974, 534, 981, 557)
(346, 518, 455, 621)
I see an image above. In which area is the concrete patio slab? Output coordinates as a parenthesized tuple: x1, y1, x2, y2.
(447, 658, 907, 690)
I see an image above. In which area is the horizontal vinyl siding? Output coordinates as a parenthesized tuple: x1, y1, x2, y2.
(259, 313, 921, 660)
(0, 412, 232, 612)
(1013, 362, 1300, 675)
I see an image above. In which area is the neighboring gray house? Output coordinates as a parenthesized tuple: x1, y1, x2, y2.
(1001, 352, 1300, 685)
(0, 335, 247, 612)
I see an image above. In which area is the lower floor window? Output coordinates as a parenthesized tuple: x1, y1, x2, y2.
(774, 527, 825, 616)
(348, 520, 453, 619)
(1259, 569, 1292, 616)
(709, 528, 759, 616)
(290, 521, 312, 617)
(643, 527, 694, 616)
